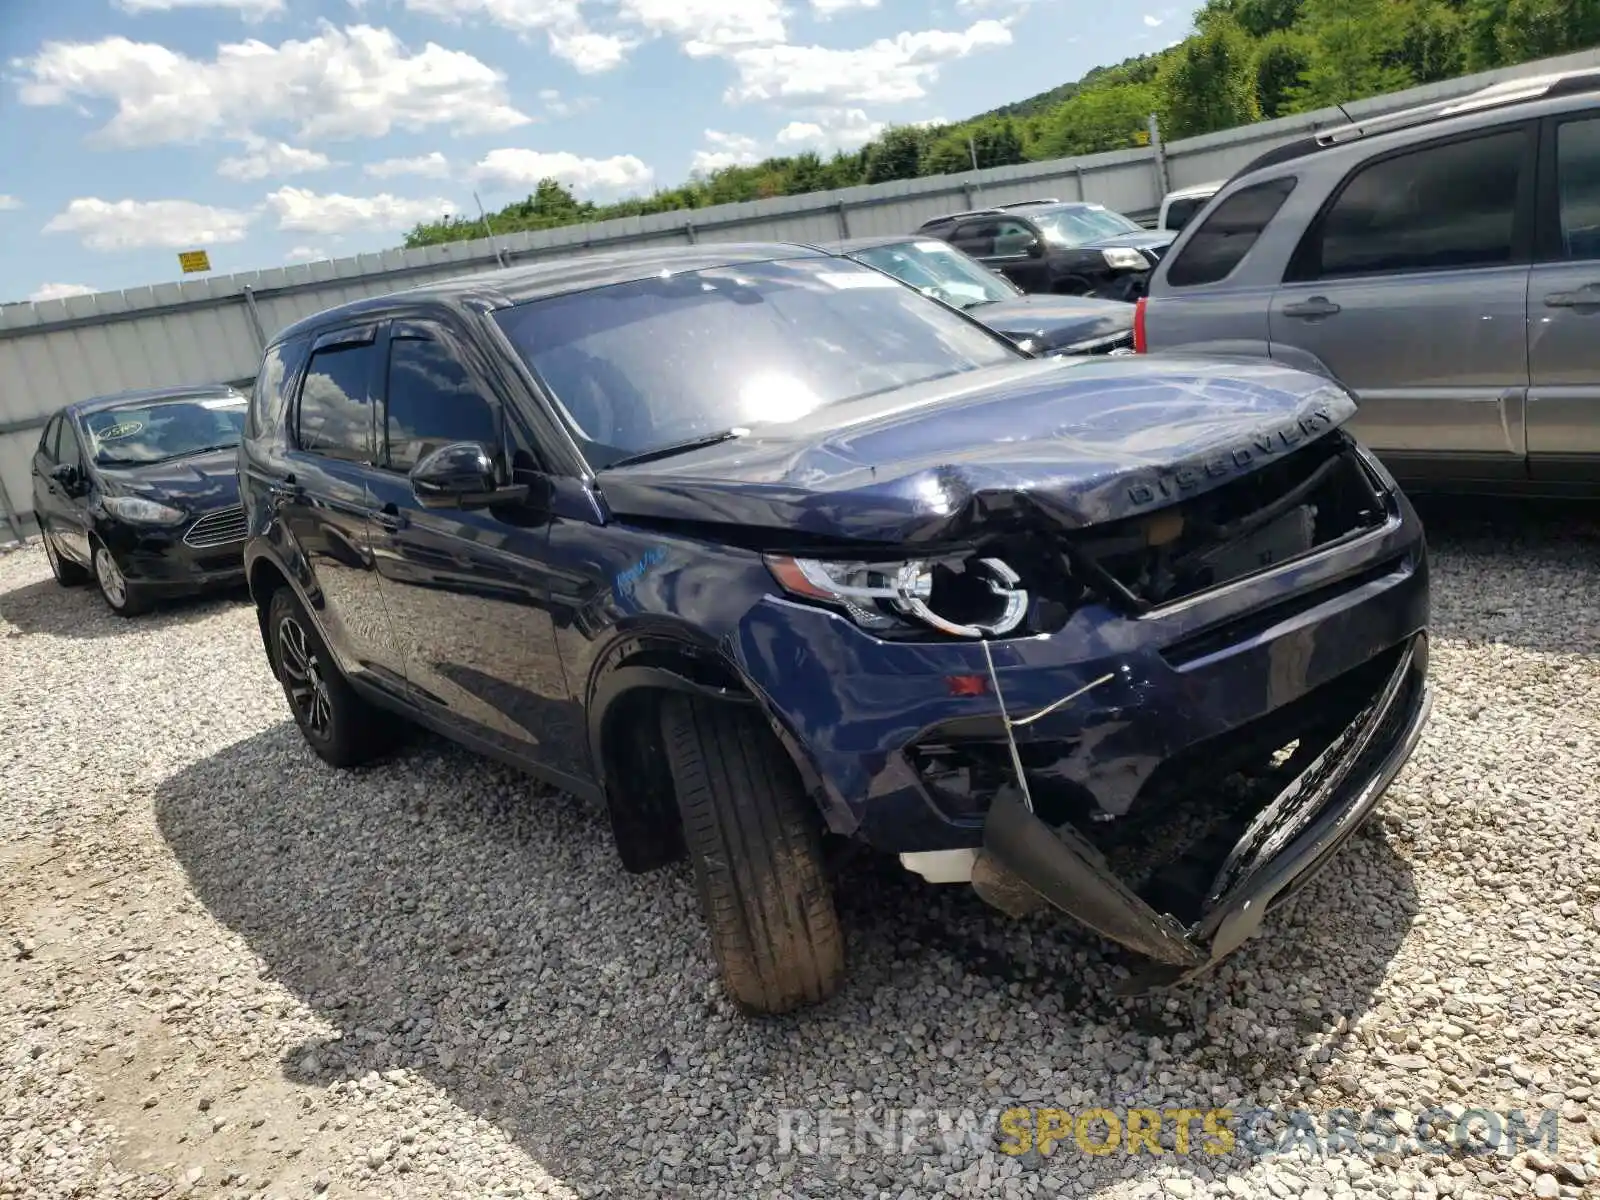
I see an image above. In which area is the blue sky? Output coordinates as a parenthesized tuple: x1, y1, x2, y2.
(0, 0, 1198, 305)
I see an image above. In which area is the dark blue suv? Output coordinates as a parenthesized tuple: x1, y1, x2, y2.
(239, 243, 1432, 1015)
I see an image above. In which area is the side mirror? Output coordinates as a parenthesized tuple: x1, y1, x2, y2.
(49, 463, 84, 494)
(409, 441, 529, 511)
(1025, 239, 1045, 259)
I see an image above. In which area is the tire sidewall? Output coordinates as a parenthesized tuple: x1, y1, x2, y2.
(268, 589, 339, 753)
(92, 541, 139, 616)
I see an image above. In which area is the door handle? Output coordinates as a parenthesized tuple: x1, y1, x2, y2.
(371, 502, 408, 531)
(1543, 286, 1600, 308)
(269, 473, 304, 501)
(1282, 297, 1342, 319)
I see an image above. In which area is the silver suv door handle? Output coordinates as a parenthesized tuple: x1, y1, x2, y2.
(1282, 297, 1342, 319)
(1543, 286, 1600, 308)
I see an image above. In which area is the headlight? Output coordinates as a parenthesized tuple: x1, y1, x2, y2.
(102, 496, 186, 525)
(1101, 247, 1148, 271)
(765, 554, 1029, 639)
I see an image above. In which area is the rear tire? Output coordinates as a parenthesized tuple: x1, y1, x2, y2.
(267, 587, 400, 768)
(43, 533, 89, 587)
(659, 694, 844, 1016)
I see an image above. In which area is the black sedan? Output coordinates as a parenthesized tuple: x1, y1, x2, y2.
(916, 200, 1173, 299)
(833, 235, 1135, 355)
(31, 385, 249, 616)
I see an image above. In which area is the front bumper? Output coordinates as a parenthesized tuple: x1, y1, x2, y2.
(102, 509, 246, 595)
(975, 633, 1430, 978)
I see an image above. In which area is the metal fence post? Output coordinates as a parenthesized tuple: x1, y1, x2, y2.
(1073, 164, 1085, 201)
(241, 285, 268, 351)
(684, 219, 698, 244)
(1148, 114, 1171, 203)
(836, 201, 851, 238)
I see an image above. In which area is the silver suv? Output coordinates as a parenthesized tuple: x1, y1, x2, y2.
(1138, 68, 1600, 495)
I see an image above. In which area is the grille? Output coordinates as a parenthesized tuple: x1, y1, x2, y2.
(1065, 329, 1135, 356)
(183, 505, 247, 549)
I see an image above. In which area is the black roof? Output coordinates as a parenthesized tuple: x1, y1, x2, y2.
(271, 242, 828, 346)
(829, 234, 933, 253)
(920, 200, 1109, 228)
(66, 383, 246, 417)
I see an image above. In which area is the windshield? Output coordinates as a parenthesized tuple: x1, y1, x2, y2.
(849, 240, 1019, 310)
(1032, 206, 1144, 247)
(493, 257, 1021, 468)
(83, 396, 246, 466)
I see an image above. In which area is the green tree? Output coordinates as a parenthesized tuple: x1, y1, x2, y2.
(1033, 82, 1159, 157)
(1157, 14, 1261, 139)
(1254, 30, 1312, 118)
(1396, 2, 1467, 84)
(1496, 0, 1600, 61)
(1204, 0, 1305, 37)
(1288, 0, 1414, 110)
(863, 126, 929, 183)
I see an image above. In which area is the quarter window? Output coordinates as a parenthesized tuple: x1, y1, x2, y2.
(1295, 129, 1527, 280)
(1167, 177, 1297, 287)
(249, 338, 305, 440)
(40, 416, 61, 461)
(297, 342, 376, 462)
(381, 336, 500, 473)
(1556, 116, 1600, 260)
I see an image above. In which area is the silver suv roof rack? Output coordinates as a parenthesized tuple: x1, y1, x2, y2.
(993, 198, 1061, 209)
(1316, 66, 1600, 147)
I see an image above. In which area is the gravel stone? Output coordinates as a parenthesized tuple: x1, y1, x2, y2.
(3, 498, 1599, 1199)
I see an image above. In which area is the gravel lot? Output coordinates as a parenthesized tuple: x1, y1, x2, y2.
(4, 501, 1600, 1200)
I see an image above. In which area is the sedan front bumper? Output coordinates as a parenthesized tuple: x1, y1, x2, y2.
(973, 633, 1431, 981)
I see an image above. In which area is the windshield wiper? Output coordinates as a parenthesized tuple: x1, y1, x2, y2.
(603, 428, 747, 469)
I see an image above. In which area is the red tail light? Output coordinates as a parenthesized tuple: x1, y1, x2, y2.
(1133, 296, 1148, 354)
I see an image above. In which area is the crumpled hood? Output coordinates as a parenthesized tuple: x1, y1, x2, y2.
(972, 293, 1134, 352)
(1077, 229, 1175, 253)
(596, 356, 1358, 545)
(97, 448, 241, 512)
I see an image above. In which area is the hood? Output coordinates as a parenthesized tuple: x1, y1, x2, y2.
(596, 356, 1357, 545)
(1076, 229, 1175, 252)
(971, 293, 1134, 352)
(96, 448, 242, 512)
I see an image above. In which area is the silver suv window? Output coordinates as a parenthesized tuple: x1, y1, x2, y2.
(1556, 116, 1600, 259)
(1289, 129, 1527, 280)
(1166, 177, 1298, 287)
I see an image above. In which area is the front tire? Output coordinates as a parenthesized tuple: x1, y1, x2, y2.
(92, 541, 149, 617)
(267, 587, 398, 768)
(43, 533, 89, 587)
(659, 695, 844, 1016)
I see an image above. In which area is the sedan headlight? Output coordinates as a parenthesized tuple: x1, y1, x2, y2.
(102, 496, 186, 525)
(765, 554, 1029, 639)
(1101, 247, 1149, 271)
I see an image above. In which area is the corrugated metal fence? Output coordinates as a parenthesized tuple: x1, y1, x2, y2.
(5, 43, 1600, 538)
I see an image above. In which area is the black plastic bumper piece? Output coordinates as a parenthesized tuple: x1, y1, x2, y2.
(976, 634, 1432, 977)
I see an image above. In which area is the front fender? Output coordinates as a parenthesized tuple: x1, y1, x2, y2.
(1153, 339, 1345, 390)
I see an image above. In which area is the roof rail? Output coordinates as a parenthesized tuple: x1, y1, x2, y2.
(1316, 66, 1600, 147)
(919, 207, 1003, 225)
(994, 198, 1062, 209)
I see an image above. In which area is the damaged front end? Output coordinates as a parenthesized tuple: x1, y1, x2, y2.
(970, 634, 1430, 986)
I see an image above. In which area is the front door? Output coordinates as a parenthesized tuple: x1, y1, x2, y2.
(280, 325, 406, 689)
(1269, 123, 1536, 483)
(365, 319, 583, 786)
(1527, 111, 1600, 481)
(950, 217, 1051, 292)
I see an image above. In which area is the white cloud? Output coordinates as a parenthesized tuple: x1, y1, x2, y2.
(285, 245, 329, 262)
(1142, 13, 1163, 25)
(618, 0, 786, 55)
(114, 0, 284, 14)
(17, 25, 532, 148)
(722, 20, 1013, 107)
(28, 282, 98, 302)
(217, 136, 335, 181)
(265, 186, 457, 234)
(398, 0, 580, 32)
(474, 148, 654, 193)
(364, 151, 451, 178)
(42, 198, 255, 251)
(775, 108, 887, 152)
(0, 196, 21, 211)
(549, 28, 634, 72)
(691, 130, 763, 173)
(810, 0, 880, 13)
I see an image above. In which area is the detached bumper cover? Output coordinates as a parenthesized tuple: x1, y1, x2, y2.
(977, 633, 1431, 974)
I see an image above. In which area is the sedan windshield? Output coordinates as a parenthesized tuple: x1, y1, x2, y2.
(1032, 206, 1144, 247)
(493, 257, 1021, 468)
(83, 396, 247, 466)
(848, 240, 1019, 310)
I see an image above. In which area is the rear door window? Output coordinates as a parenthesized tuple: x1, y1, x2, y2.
(249, 337, 308, 440)
(296, 341, 377, 463)
(1166, 177, 1297, 287)
(1553, 115, 1600, 260)
(1292, 128, 1530, 280)
(950, 220, 999, 257)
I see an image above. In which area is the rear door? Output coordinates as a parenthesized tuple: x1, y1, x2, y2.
(50, 420, 94, 566)
(1527, 109, 1600, 481)
(1269, 124, 1537, 482)
(364, 319, 584, 784)
(280, 324, 407, 689)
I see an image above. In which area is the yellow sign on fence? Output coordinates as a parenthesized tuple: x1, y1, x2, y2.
(177, 250, 212, 274)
